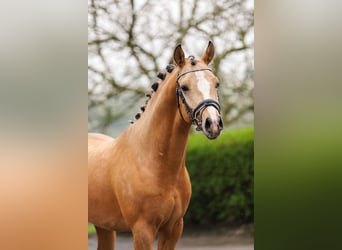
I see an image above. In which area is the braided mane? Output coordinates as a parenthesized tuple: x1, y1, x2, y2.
(130, 63, 176, 124)
(130, 55, 197, 124)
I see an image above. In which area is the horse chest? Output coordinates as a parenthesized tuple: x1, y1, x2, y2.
(144, 188, 186, 227)
(115, 178, 190, 227)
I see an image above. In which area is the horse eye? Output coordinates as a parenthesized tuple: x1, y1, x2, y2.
(216, 82, 220, 88)
(181, 85, 189, 91)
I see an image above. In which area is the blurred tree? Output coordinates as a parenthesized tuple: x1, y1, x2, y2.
(88, 0, 254, 134)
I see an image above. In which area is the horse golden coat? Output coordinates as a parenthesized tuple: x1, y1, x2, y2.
(88, 42, 223, 250)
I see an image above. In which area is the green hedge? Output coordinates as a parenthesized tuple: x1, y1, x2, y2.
(184, 127, 254, 226)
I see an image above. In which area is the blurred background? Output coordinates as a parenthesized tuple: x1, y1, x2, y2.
(88, 0, 254, 135)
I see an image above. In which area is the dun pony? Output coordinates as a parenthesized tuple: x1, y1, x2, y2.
(88, 41, 223, 250)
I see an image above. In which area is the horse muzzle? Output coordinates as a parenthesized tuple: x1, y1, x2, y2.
(192, 100, 223, 139)
(203, 115, 223, 139)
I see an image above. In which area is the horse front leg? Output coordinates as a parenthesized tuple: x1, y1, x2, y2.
(132, 221, 157, 250)
(95, 226, 116, 250)
(157, 219, 184, 250)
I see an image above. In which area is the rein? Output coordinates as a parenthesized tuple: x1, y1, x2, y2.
(176, 68, 221, 131)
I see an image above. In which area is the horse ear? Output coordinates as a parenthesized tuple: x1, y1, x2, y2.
(174, 44, 185, 68)
(201, 41, 215, 65)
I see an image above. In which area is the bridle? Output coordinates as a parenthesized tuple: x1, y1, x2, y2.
(176, 68, 221, 131)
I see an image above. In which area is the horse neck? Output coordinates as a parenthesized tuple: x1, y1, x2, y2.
(126, 69, 191, 173)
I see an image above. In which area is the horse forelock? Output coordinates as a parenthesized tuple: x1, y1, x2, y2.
(189, 55, 196, 66)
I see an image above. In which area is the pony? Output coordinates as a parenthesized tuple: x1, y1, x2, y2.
(88, 41, 223, 250)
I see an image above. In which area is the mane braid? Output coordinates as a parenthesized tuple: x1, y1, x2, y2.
(130, 63, 175, 124)
(189, 55, 196, 66)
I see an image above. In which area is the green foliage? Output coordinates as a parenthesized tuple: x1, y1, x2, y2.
(88, 224, 96, 234)
(185, 127, 254, 226)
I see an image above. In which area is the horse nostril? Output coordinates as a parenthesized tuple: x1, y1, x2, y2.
(219, 117, 223, 130)
(205, 118, 212, 132)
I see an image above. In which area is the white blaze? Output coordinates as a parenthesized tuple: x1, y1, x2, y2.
(195, 71, 219, 122)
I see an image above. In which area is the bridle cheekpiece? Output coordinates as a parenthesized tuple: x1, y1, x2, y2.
(176, 68, 221, 131)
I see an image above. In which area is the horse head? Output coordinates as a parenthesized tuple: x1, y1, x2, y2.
(174, 41, 223, 139)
